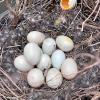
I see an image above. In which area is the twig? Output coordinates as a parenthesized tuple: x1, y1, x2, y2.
(15, 0, 20, 12)
(83, 0, 92, 10)
(4, 0, 28, 28)
(0, 67, 22, 93)
(75, 53, 100, 74)
(64, 8, 82, 35)
(0, 47, 4, 65)
(78, 58, 100, 74)
(0, 78, 19, 98)
(18, 0, 27, 16)
(83, 23, 100, 30)
(5, 0, 16, 15)
(0, 92, 7, 100)
(6, 45, 21, 49)
(81, 0, 100, 31)
(88, 41, 100, 47)
(93, 6, 100, 21)
(0, 82, 5, 91)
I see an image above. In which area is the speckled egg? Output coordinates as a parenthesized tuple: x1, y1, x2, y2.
(42, 38, 56, 55)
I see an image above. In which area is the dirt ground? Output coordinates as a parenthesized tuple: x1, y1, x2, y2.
(0, 0, 100, 100)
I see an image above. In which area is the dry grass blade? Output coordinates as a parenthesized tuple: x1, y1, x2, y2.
(75, 53, 100, 74)
(5, 0, 16, 15)
(18, 0, 27, 16)
(0, 78, 19, 98)
(93, 6, 100, 21)
(0, 67, 22, 93)
(4, 0, 30, 28)
(81, 0, 100, 31)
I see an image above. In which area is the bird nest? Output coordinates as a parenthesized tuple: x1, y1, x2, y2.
(0, 0, 100, 99)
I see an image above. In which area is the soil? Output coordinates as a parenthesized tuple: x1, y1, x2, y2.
(0, 0, 100, 100)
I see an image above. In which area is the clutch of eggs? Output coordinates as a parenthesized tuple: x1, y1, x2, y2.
(14, 31, 78, 88)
